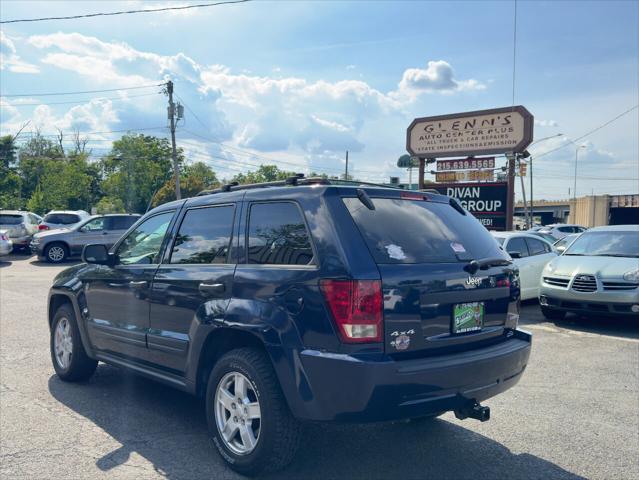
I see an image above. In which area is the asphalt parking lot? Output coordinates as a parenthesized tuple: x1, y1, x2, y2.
(1, 253, 638, 480)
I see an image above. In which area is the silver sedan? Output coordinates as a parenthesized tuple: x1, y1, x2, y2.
(539, 225, 639, 319)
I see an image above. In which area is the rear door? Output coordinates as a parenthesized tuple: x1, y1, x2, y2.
(342, 194, 517, 356)
(148, 204, 237, 372)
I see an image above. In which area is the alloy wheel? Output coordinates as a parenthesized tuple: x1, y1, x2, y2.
(214, 371, 262, 455)
(48, 246, 65, 262)
(54, 317, 73, 369)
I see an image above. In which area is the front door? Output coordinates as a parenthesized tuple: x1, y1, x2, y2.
(84, 210, 176, 360)
(148, 204, 237, 373)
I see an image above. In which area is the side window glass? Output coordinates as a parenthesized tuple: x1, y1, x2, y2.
(110, 216, 138, 230)
(526, 238, 547, 256)
(117, 212, 174, 265)
(247, 202, 313, 265)
(170, 205, 235, 264)
(82, 218, 105, 231)
(507, 237, 529, 258)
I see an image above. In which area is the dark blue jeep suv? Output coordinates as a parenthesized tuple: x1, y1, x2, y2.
(48, 177, 531, 475)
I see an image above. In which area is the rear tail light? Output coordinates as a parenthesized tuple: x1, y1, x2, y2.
(38, 224, 49, 231)
(0, 233, 6, 241)
(319, 279, 383, 343)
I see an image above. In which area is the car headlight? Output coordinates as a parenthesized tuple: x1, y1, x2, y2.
(623, 268, 639, 283)
(544, 261, 556, 273)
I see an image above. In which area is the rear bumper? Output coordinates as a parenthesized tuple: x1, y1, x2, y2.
(0, 241, 12, 256)
(9, 235, 31, 247)
(291, 329, 531, 422)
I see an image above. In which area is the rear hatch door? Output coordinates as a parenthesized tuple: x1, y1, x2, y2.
(342, 192, 517, 356)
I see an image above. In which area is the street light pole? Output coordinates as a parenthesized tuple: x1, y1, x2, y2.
(573, 144, 586, 221)
(527, 133, 563, 228)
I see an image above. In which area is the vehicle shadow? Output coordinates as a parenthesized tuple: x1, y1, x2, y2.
(48, 367, 584, 480)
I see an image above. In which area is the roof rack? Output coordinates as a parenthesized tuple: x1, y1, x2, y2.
(196, 174, 405, 197)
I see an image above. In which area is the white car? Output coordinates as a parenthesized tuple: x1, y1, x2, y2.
(39, 210, 90, 232)
(492, 232, 557, 300)
(539, 224, 587, 240)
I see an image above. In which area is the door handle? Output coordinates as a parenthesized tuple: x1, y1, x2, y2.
(199, 283, 225, 295)
(129, 280, 148, 289)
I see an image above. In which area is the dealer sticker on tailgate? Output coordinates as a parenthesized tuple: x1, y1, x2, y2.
(453, 302, 484, 334)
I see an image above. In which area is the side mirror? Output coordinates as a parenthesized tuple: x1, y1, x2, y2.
(508, 251, 522, 259)
(82, 244, 113, 266)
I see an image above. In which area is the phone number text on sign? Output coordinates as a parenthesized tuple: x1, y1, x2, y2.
(437, 157, 495, 171)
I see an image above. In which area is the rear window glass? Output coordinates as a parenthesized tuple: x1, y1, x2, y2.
(343, 197, 506, 264)
(247, 202, 313, 265)
(0, 215, 23, 225)
(109, 216, 139, 230)
(43, 213, 80, 224)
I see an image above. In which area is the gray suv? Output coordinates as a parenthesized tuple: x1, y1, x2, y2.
(31, 214, 140, 263)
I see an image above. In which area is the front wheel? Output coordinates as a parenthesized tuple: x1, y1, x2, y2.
(45, 242, 68, 263)
(541, 305, 566, 321)
(206, 348, 301, 476)
(50, 304, 97, 381)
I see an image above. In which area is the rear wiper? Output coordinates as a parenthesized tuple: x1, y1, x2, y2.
(564, 253, 584, 256)
(464, 257, 512, 274)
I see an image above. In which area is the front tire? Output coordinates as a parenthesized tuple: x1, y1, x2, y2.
(45, 242, 68, 263)
(206, 347, 301, 476)
(541, 305, 566, 321)
(50, 304, 97, 381)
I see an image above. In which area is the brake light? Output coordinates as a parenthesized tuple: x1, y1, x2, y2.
(319, 279, 383, 343)
(38, 224, 49, 231)
(0, 233, 6, 241)
(400, 192, 427, 201)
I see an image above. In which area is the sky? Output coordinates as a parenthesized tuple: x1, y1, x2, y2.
(1, 0, 638, 201)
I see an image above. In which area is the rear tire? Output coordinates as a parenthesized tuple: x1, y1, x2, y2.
(50, 304, 97, 381)
(45, 242, 68, 263)
(541, 305, 566, 321)
(206, 347, 301, 476)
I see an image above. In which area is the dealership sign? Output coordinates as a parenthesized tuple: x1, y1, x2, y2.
(406, 106, 534, 158)
(431, 182, 508, 230)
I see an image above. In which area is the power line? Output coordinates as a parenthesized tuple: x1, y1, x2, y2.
(1, 84, 165, 98)
(511, 0, 517, 107)
(15, 126, 167, 139)
(0, 92, 161, 107)
(0, 0, 252, 24)
(534, 104, 639, 159)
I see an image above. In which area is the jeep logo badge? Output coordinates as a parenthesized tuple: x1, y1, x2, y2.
(466, 276, 482, 287)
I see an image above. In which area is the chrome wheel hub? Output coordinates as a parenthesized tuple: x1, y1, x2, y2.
(214, 372, 261, 455)
(54, 317, 73, 369)
(48, 246, 65, 261)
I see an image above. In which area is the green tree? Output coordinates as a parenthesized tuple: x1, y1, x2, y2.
(101, 134, 183, 213)
(184, 161, 218, 186)
(26, 184, 46, 215)
(95, 196, 125, 214)
(231, 164, 296, 185)
(0, 134, 23, 209)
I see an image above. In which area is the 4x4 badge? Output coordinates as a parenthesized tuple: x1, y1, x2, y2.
(390, 329, 415, 351)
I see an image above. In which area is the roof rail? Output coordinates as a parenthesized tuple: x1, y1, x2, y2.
(197, 174, 331, 196)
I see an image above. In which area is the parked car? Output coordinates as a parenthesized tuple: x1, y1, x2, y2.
(0, 210, 41, 252)
(553, 233, 580, 254)
(539, 223, 587, 240)
(0, 230, 12, 256)
(539, 225, 639, 319)
(31, 214, 140, 263)
(492, 232, 557, 300)
(529, 231, 559, 243)
(47, 178, 531, 476)
(39, 210, 91, 231)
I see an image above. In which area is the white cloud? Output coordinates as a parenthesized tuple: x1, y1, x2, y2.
(535, 119, 559, 127)
(0, 32, 40, 74)
(393, 60, 485, 100)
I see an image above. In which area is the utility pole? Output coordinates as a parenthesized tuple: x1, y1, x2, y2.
(518, 158, 529, 229)
(344, 150, 349, 180)
(166, 80, 181, 200)
(506, 152, 516, 230)
(529, 156, 534, 228)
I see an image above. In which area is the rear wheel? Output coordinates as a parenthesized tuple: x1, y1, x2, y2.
(206, 347, 301, 476)
(45, 242, 68, 263)
(541, 305, 566, 321)
(50, 304, 97, 381)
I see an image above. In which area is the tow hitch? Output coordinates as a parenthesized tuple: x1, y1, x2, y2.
(454, 401, 490, 422)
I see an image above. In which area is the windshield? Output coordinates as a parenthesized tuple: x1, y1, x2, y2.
(343, 197, 507, 264)
(0, 215, 23, 225)
(43, 213, 80, 225)
(564, 231, 639, 257)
